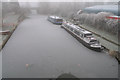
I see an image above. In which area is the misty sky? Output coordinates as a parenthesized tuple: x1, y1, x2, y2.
(18, 0, 119, 2)
(2, 0, 119, 9)
(18, 0, 119, 8)
(3, 0, 120, 2)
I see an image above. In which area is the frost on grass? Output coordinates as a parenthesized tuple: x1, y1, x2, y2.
(73, 12, 118, 36)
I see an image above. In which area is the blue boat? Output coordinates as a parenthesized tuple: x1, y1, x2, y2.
(47, 16, 63, 25)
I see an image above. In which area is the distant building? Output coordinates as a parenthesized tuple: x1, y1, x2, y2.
(83, 5, 119, 16)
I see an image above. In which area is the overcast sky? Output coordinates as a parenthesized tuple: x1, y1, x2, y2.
(2, 0, 120, 2)
(2, 0, 119, 8)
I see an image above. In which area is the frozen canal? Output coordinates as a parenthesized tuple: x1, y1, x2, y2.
(2, 15, 118, 78)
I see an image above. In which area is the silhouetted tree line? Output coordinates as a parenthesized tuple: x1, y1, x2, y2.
(36, 2, 118, 35)
(2, 2, 31, 18)
(2, 2, 20, 17)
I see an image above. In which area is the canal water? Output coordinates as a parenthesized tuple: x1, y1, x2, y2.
(2, 15, 118, 78)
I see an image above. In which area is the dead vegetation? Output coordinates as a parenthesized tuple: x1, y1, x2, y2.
(73, 12, 118, 36)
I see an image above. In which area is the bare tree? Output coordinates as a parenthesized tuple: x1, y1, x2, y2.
(73, 12, 118, 35)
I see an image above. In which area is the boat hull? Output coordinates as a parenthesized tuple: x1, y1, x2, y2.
(61, 25, 102, 52)
(47, 17, 62, 25)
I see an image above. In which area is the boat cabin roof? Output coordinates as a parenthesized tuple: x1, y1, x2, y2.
(64, 21, 92, 35)
(81, 30, 92, 34)
(50, 16, 62, 19)
(87, 37, 97, 42)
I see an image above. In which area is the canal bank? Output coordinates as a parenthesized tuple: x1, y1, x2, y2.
(0, 13, 26, 51)
(0, 13, 25, 79)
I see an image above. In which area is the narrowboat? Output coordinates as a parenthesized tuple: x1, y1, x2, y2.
(47, 16, 63, 25)
(61, 20, 103, 52)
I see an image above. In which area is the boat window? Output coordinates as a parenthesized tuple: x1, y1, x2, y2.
(74, 30, 80, 35)
(90, 40, 99, 44)
(56, 19, 63, 22)
(84, 34, 92, 37)
(70, 28, 73, 31)
(80, 34, 83, 38)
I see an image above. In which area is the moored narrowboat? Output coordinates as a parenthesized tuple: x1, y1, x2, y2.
(61, 20, 102, 52)
(47, 16, 63, 25)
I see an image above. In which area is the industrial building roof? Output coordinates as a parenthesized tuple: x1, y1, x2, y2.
(83, 5, 119, 16)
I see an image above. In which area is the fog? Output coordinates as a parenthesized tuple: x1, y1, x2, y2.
(2, 1, 118, 37)
(19, 2, 117, 15)
(16, 0, 120, 2)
